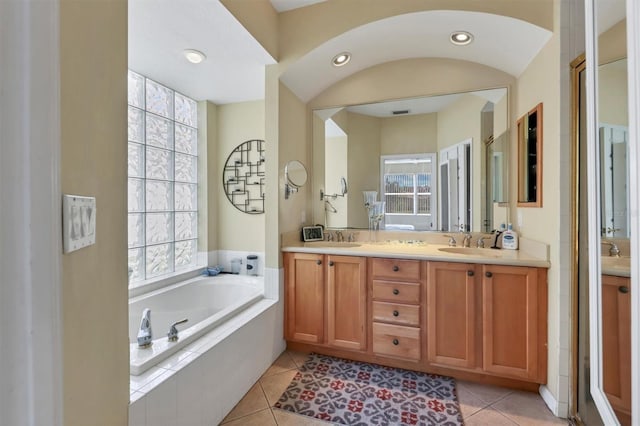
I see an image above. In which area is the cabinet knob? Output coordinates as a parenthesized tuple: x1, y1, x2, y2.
(392, 339, 399, 346)
(467, 270, 474, 276)
(329, 261, 334, 266)
(393, 289, 399, 295)
(485, 271, 493, 278)
(393, 310, 399, 317)
(316, 260, 322, 265)
(619, 286, 630, 294)
(393, 265, 399, 272)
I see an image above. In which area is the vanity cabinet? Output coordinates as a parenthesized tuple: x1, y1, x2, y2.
(284, 252, 367, 351)
(284, 251, 548, 387)
(602, 274, 631, 422)
(370, 258, 424, 362)
(426, 262, 478, 369)
(327, 255, 367, 350)
(482, 264, 547, 382)
(284, 252, 325, 344)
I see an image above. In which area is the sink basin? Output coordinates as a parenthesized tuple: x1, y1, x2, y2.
(438, 247, 502, 257)
(309, 242, 362, 248)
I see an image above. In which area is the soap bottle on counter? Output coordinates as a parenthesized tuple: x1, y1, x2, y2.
(502, 223, 519, 250)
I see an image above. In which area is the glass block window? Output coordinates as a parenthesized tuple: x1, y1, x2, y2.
(127, 70, 198, 283)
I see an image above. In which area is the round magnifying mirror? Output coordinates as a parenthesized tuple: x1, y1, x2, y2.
(285, 160, 308, 188)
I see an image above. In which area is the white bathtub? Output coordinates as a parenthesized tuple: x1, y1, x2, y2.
(129, 274, 263, 375)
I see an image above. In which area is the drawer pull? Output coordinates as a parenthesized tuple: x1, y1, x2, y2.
(485, 271, 493, 278)
(467, 270, 474, 276)
(392, 339, 399, 346)
(393, 266, 399, 272)
(393, 310, 399, 317)
(316, 260, 322, 265)
(619, 286, 630, 294)
(393, 289, 400, 295)
(329, 261, 334, 266)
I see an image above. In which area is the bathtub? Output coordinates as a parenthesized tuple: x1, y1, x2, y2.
(129, 274, 263, 376)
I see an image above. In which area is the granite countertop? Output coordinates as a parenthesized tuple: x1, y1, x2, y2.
(281, 239, 551, 268)
(601, 256, 631, 277)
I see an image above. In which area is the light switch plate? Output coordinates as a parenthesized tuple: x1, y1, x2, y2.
(62, 194, 96, 253)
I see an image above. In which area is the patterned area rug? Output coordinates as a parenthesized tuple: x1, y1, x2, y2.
(274, 353, 463, 425)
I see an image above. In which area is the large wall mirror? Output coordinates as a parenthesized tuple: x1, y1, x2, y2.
(312, 88, 509, 234)
(577, 0, 630, 424)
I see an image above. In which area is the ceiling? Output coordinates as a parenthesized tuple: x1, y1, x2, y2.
(130, 1, 551, 105)
(281, 10, 552, 102)
(128, 0, 275, 104)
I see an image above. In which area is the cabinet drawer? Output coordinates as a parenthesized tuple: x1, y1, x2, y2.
(372, 323, 421, 360)
(372, 281, 420, 304)
(371, 258, 421, 280)
(372, 301, 420, 326)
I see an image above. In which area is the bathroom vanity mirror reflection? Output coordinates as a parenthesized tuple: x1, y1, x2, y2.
(598, 58, 629, 238)
(517, 103, 543, 207)
(313, 88, 508, 233)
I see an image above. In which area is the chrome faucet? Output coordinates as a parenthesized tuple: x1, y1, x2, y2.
(462, 234, 472, 248)
(167, 318, 189, 342)
(137, 308, 153, 348)
(476, 235, 491, 248)
(601, 240, 621, 257)
(335, 230, 344, 242)
(443, 234, 457, 247)
(326, 232, 334, 242)
(347, 232, 355, 242)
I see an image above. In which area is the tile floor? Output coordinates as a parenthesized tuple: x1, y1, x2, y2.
(220, 350, 568, 426)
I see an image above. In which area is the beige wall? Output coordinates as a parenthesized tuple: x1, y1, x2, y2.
(380, 113, 438, 155)
(514, 29, 562, 401)
(346, 113, 381, 228)
(599, 19, 626, 64)
(216, 101, 266, 251)
(60, 0, 129, 424)
(279, 83, 309, 239)
(220, 0, 278, 60)
(325, 135, 348, 228)
(599, 61, 628, 126)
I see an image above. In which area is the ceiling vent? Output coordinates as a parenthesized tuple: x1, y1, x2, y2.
(392, 110, 410, 115)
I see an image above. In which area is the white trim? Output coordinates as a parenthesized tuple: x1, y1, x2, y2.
(585, 0, 621, 424)
(539, 385, 558, 415)
(0, 0, 63, 424)
(626, 0, 640, 422)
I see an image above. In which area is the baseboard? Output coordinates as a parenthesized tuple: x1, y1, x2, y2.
(539, 385, 568, 417)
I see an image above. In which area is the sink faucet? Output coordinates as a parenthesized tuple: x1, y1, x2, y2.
(326, 232, 334, 242)
(476, 235, 491, 248)
(462, 234, 472, 248)
(167, 318, 189, 342)
(137, 308, 153, 348)
(443, 234, 457, 247)
(347, 232, 355, 242)
(601, 240, 621, 257)
(335, 230, 344, 242)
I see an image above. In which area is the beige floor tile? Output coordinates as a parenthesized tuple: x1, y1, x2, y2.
(221, 383, 269, 423)
(464, 407, 518, 426)
(492, 390, 568, 425)
(457, 380, 514, 406)
(261, 352, 298, 378)
(286, 350, 311, 368)
(272, 408, 333, 425)
(259, 369, 299, 406)
(456, 383, 489, 419)
(220, 408, 276, 426)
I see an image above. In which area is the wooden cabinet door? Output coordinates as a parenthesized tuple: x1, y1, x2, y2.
(285, 252, 325, 344)
(426, 261, 477, 368)
(602, 274, 631, 418)
(482, 265, 546, 382)
(327, 255, 367, 350)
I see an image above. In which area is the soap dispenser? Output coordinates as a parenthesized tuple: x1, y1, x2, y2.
(502, 223, 519, 250)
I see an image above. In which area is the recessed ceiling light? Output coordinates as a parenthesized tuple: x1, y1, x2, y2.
(450, 31, 474, 46)
(332, 52, 351, 67)
(183, 49, 206, 64)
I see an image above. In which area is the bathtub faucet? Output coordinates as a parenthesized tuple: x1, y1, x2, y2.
(167, 318, 189, 342)
(137, 308, 153, 348)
